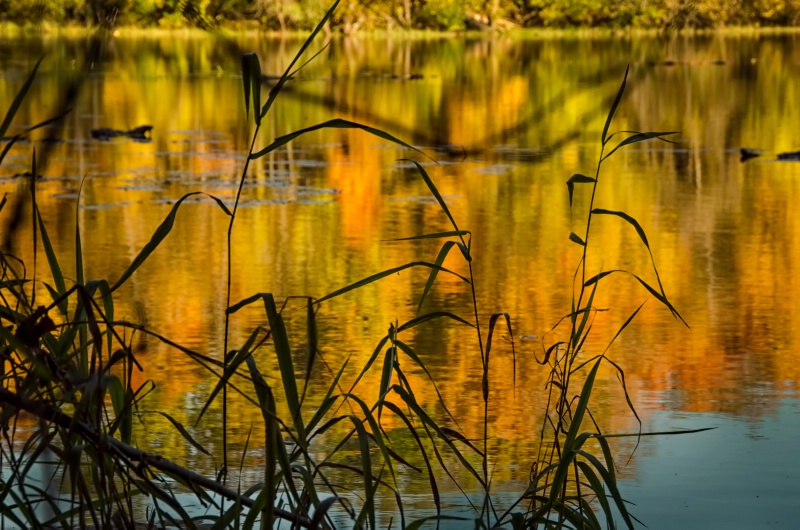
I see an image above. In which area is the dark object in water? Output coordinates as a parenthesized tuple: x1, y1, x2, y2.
(1, 135, 29, 143)
(390, 73, 424, 80)
(91, 125, 153, 142)
(13, 171, 43, 180)
(740, 148, 760, 162)
(777, 150, 800, 161)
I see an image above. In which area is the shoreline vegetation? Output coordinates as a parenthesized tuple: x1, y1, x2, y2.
(1, 0, 800, 34)
(1, 0, 704, 528)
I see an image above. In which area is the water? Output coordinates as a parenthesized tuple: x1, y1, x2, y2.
(2, 32, 800, 526)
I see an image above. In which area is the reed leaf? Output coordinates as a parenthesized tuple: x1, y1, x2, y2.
(110, 192, 231, 293)
(549, 357, 602, 499)
(251, 119, 426, 160)
(151, 411, 210, 457)
(243, 355, 277, 530)
(575, 461, 614, 529)
(569, 232, 586, 246)
(566, 174, 596, 214)
(397, 311, 475, 332)
(405, 160, 463, 237)
(385, 230, 470, 241)
(262, 293, 305, 442)
(259, 0, 340, 119)
(195, 328, 261, 426)
(315, 261, 470, 306)
(575, 449, 634, 529)
(0, 57, 43, 139)
(241, 53, 251, 119)
(602, 64, 628, 146)
(350, 417, 375, 530)
(417, 241, 459, 314)
(602, 131, 678, 161)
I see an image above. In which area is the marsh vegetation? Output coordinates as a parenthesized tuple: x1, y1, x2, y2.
(2, 2, 800, 528)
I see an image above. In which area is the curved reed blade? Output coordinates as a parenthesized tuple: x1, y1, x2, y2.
(34, 206, 66, 316)
(575, 461, 614, 529)
(397, 311, 475, 333)
(385, 230, 470, 242)
(350, 417, 375, 530)
(195, 328, 261, 426)
(575, 449, 634, 529)
(250, 118, 430, 160)
(382, 401, 441, 519)
(0, 57, 43, 139)
(485, 312, 515, 391)
(602, 131, 679, 161)
(404, 160, 464, 237)
(262, 293, 306, 441)
(260, 0, 341, 119)
(584, 269, 687, 326)
(417, 241, 460, 315)
(243, 355, 277, 530)
(592, 207, 669, 296)
(602, 64, 628, 146)
(315, 261, 470, 306)
(566, 174, 596, 218)
(569, 232, 586, 247)
(549, 358, 602, 499)
(109, 192, 230, 293)
(378, 337, 396, 419)
(393, 339, 460, 426)
(151, 412, 211, 457)
(300, 297, 318, 406)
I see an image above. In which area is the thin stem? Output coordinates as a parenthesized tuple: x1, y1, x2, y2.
(222, 124, 261, 484)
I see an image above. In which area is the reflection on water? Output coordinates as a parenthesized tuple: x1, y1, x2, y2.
(2, 32, 800, 522)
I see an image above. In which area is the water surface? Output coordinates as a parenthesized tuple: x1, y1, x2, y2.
(2, 32, 800, 525)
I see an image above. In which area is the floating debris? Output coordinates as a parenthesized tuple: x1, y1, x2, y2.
(777, 150, 800, 161)
(740, 148, 760, 162)
(91, 125, 153, 142)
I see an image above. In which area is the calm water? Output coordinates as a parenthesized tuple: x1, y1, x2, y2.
(2, 32, 800, 526)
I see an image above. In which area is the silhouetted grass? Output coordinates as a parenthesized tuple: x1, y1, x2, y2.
(0, 1, 709, 528)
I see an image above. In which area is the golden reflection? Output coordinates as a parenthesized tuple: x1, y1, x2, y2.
(2, 33, 800, 500)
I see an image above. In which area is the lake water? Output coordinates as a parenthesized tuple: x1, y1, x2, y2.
(2, 32, 800, 527)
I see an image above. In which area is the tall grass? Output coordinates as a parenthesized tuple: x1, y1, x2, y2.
(0, 2, 705, 528)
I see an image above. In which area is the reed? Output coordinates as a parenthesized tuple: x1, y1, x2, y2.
(0, 2, 705, 528)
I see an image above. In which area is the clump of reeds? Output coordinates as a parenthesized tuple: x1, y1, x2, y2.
(0, 1, 703, 528)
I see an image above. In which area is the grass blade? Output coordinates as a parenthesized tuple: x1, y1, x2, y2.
(35, 204, 67, 315)
(109, 192, 230, 293)
(260, 0, 341, 118)
(315, 261, 470, 306)
(417, 241, 457, 315)
(566, 174, 596, 216)
(405, 160, 462, 236)
(602, 64, 628, 146)
(602, 131, 678, 161)
(569, 232, 585, 246)
(384, 230, 470, 242)
(0, 57, 43, 139)
(251, 118, 429, 160)
(262, 293, 305, 441)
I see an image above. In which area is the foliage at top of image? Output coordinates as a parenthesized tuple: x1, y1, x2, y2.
(2, 0, 800, 30)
